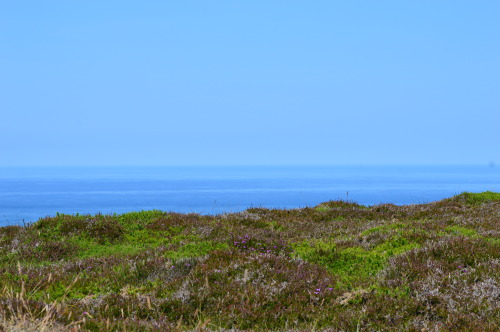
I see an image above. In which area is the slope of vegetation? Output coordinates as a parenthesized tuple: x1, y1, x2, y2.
(0, 192, 499, 331)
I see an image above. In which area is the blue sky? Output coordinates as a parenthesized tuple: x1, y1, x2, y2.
(1, 1, 499, 166)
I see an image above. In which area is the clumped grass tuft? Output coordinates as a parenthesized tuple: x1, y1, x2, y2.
(0, 192, 499, 331)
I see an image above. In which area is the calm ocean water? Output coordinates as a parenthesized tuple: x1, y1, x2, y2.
(1, 165, 499, 227)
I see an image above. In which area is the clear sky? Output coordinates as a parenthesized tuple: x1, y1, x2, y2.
(1, 1, 499, 166)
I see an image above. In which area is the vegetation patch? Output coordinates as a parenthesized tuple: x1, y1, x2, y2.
(0, 192, 498, 331)
(361, 222, 406, 236)
(445, 225, 478, 237)
(292, 236, 419, 288)
(452, 191, 500, 204)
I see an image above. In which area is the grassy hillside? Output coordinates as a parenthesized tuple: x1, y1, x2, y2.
(0, 192, 499, 331)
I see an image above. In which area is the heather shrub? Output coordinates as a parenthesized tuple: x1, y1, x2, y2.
(0, 192, 498, 331)
(22, 240, 80, 262)
(87, 217, 125, 244)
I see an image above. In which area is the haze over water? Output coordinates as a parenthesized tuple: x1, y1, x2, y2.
(1, 165, 499, 226)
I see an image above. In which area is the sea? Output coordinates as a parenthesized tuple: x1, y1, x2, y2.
(1, 165, 499, 227)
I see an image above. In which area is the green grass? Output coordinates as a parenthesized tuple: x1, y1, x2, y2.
(0, 192, 498, 331)
(445, 225, 478, 237)
(292, 235, 419, 288)
(453, 191, 500, 204)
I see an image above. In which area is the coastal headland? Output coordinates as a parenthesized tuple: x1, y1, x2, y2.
(0, 192, 499, 331)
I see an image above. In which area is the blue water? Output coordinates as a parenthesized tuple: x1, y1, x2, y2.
(1, 165, 499, 226)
